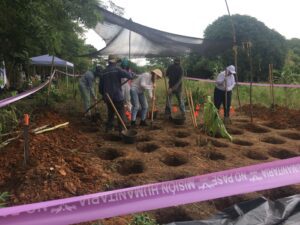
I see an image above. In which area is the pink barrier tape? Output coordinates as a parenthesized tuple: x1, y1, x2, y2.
(0, 71, 56, 109)
(185, 77, 300, 88)
(55, 69, 82, 77)
(1, 157, 300, 225)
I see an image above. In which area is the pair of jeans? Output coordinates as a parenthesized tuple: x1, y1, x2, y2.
(165, 90, 185, 115)
(105, 100, 125, 132)
(213, 87, 232, 117)
(79, 81, 91, 113)
(130, 89, 148, 121)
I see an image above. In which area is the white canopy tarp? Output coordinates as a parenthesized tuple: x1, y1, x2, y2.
(30, 54, 74, 68)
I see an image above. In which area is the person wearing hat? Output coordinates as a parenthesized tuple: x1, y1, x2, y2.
(79, 65, 102, 117)
(130, 69, 163, 127)
(99, 54, 134, 133)
(214, 65, 236, 120)
(164, 57, 185, 118)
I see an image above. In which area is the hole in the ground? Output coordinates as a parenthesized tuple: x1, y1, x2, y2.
(232, 139, 254, 146)
(226, 127, 244, 135)
(207, 151, 226, 160)
(162, 154, 188, 167)
(155, 207, 193, 224)
(245, 151, 268, 160)
(116, 159, 145, 176)
(96, 148, 124, 160)
(174, 140, 189, 147)
(261, 136, 286, 144)
(240, 123, 270, 133)
(263, 122, 288, 130)
(279, 132, 300, 140)
(268, 148, 298, 159)
(136, 135, 152, 142)
(210, 139, 229, 148)
(136, 143, 160, 153)
(104, 134, 122, 142)
(175, 131, 190, 138)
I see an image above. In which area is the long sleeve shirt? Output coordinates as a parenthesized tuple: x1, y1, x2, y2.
(166, 63, 183, 92)
(215, 71, 236, 91)
(130, 72, 153, 98)
(99, 64, 133, 101)
(80, 71, 96, 99)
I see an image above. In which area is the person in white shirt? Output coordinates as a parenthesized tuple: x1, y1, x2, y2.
(130, 69, 162, 127)
(214, 65, 236, 119)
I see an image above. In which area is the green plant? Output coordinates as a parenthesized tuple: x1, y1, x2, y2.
(0, 192, 10, 208)
(128, 214, 159, 225)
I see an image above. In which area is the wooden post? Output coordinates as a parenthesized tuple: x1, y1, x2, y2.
(23, 114, 30, 166)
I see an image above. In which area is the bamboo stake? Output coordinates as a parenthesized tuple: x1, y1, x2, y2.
(34, 122, 69, 134)
(105, 93, 127, 131)
(189, 90, 197, 128)
(185, 88, 196, 128)
(270, 64, 275, 107)
(151, 75, 156, 125)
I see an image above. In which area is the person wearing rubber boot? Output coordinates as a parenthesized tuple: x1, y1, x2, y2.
(164, 57, 185, 119)
(130, 69, 162, 127)
(214, 65, 236, 125)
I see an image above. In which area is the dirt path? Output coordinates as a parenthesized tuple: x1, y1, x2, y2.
(0, 104, 300, 224)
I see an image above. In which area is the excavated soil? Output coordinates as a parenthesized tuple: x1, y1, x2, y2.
(0, 104, 300, 225)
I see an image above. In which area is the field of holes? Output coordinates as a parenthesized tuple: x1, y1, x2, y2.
(0, 104, 300, 224)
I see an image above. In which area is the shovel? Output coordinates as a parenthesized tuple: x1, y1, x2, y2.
(105, 93, 137, 143)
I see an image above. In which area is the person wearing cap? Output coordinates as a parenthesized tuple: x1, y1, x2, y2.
(99, 55, 134, 133)
(165, 57, 185, 118)
(214, 65, 236, 120)
(79, 65, 102, 117)
(130, 69, 163, 127)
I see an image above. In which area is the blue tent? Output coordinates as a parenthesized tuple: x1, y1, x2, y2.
(30, 54, 74, 68)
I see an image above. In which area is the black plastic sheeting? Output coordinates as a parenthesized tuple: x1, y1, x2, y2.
(166, 195, 300, 225)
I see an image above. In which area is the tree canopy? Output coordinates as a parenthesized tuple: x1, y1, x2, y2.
(0, 0, 102, 86)
(203, 14, 287, 81)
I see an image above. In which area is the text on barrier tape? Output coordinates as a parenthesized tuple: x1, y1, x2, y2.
(1, 157, 300, 225)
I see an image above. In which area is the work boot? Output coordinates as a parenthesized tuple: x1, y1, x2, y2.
(140, 120, 148, 126)
(223, 117, 231, 126)
(131, 120, 136, 128)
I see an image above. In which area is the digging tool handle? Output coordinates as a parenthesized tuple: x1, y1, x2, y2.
(84, 99, 102, 115)
(105, 93, 127, 131)
(151, 76, 157, 123)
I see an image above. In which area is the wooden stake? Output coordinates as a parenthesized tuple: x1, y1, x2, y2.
(189, 90, 197, 128)
(185, 88, 196, 128)
(106, 93, 127, 131)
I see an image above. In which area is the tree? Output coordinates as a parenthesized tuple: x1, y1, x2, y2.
(0, 0, 102, 87)
(204, 15, 287, 81)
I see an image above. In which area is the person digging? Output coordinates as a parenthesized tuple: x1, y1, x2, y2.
(130, 69, 163, 127)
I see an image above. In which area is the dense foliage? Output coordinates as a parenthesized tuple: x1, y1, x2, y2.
(0, 0, 102, 87)
(203, 15, 287, 81)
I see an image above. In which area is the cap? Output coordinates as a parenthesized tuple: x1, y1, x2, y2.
(108, 54, 118, 63)
(151, 69, 163, 78)
(226, 65, 236, 74)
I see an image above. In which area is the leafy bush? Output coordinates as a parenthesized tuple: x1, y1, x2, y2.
(128, 214, 159, 225)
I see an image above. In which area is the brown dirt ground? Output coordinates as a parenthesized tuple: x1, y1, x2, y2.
(0, 104, 300, 225)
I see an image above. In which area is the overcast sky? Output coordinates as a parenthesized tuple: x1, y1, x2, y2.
(85, 0, 300, 50)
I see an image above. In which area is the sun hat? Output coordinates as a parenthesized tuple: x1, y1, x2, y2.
(151, 69, 163, 78)
(226, 65, 236, 74)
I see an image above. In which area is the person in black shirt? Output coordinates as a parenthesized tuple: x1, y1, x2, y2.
(164, 58, 185, 118)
